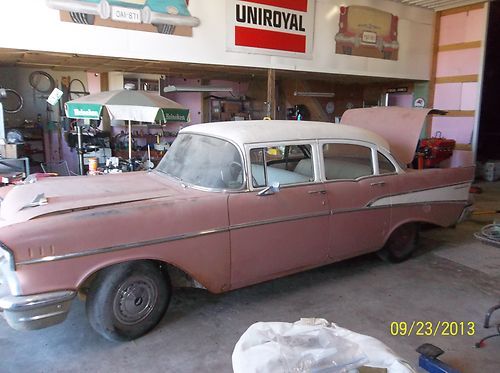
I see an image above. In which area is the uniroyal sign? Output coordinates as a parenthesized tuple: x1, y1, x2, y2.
(226, 0, 316, 58)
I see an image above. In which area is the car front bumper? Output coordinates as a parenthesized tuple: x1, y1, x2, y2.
(0, 290, 76, 331)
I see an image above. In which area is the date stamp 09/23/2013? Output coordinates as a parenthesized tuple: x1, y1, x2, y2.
(390, 321, 476, 337)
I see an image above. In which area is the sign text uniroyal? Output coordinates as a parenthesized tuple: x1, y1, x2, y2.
(226, 0, 316, 58)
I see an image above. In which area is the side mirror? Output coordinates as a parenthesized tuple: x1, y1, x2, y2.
(257, 181, 280, 196)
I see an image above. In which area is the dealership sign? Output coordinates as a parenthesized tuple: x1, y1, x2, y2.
(226, 0, 316, 58)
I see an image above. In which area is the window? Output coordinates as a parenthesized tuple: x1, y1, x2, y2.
(157, 134, 244, 190)
(250, 144, 313, 188)
(322, 143, 373, 180)
(377, 152, 396, 174)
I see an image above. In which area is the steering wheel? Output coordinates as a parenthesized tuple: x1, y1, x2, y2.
(220, 161, 243, 188)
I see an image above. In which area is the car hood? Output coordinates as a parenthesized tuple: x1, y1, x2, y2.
(341, 107, 443, 165)
(0, 171, 178, 226)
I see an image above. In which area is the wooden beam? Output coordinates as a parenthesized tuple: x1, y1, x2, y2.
(441, 2, 484, 16)
(438, 41, 481, 52)
(455, 144, 472, 151)
(267, 68, 276, 119)
(431, 110, 475, 117)
(100, 72, 109, 92)
(435, 75, 478, 84)
(446, 110, 476, 117)
(428, 11, 441, 137)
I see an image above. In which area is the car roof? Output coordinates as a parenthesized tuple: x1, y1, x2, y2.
(180, 120, 391, 150)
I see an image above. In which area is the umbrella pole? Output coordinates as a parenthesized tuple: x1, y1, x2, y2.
(128, 119, 132, 169)
(77, 125, 84, 176)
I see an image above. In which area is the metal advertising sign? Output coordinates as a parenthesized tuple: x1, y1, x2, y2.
(226, 0, 316, 58)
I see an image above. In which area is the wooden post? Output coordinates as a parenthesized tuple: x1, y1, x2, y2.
(267, 69, 276, 119)
(100, 72, 109, 92)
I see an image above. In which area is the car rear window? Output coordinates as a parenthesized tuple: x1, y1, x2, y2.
(322, 143, 373, 180)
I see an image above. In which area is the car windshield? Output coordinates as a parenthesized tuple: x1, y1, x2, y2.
(156, 133, 244, 190)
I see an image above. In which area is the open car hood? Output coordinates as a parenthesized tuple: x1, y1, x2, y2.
(341, 107, 443, 165)
(0, 172, 177, 226)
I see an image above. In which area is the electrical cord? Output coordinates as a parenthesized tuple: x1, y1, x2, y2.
(475, 324, 500, 348)
(473, 224, 500, 348)
(480, 223, 500, 241)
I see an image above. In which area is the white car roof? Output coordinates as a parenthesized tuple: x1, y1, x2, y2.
(180, 120, 390, 151)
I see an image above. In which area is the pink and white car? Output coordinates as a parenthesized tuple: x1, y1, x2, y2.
(0, 107, 474, 341)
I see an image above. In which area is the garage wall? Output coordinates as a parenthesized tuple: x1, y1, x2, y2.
(1, 67, 89, 172)
(429, 2, 488, 165)
(0, 0, 434, 80)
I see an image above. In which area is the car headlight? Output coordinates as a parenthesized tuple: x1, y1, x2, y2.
(166, 6, 179, 15)
(0, 243, 15, 271)
(0, 242, 20, 296)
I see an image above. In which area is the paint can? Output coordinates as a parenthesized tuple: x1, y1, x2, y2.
(88, 158, 98, 172)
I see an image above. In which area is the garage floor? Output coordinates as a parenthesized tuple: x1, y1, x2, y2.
(1, 182, 499, 373)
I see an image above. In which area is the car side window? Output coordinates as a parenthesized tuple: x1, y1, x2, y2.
(322, 143, 373, 180)
(250, 144, 313, 188)
(377, 152, 396, 174)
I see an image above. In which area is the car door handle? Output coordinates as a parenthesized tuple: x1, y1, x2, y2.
(308, 190, 327, 195)
(370, 181, 386, 187)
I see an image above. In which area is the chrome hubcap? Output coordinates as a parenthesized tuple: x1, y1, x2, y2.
(113, 276, 158, 325)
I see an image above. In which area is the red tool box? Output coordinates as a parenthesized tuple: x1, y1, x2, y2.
(416, 131, 456, 168)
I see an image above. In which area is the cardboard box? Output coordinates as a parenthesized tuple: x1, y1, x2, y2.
(0, 143, 25, 159)
(482, 161, 500, 182)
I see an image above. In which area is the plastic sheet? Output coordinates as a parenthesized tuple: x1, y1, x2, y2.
(232, 318, 416, 373)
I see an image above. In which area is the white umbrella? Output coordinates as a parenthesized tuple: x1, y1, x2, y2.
(65, 90, 189, 169)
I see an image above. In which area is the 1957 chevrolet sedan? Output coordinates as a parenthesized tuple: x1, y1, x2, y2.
(0, 107, 474, 341)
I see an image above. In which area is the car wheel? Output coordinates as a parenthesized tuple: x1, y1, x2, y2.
(377, 223, 419, 263)
(86, 261, 171, 341)
(155, 23, 176, 34)
(70, 12, 96, 25)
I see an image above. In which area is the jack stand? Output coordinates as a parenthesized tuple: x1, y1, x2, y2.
(416, 344, 460, 373)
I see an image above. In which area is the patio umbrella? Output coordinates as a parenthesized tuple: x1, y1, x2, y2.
(64, 90, 189, 171)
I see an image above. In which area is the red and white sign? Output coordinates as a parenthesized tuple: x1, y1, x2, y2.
(226, 0, 316, 58)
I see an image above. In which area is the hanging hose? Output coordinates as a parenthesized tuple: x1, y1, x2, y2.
(0, 88, 24, 113)
(29, 70, 56, 94)
(69, 78, 89, 100)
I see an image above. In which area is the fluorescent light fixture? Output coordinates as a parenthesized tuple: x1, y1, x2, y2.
(164, 85, 233, 93)
(294, 91, 335, 98)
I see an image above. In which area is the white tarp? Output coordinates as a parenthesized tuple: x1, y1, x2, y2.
(232, 318, 416, 373)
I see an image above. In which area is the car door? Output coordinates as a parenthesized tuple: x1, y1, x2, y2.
(228, 142, 331, 289)
(319, 141, 398, 261)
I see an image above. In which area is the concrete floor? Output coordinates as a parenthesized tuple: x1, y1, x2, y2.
(1, 183, 499, 373)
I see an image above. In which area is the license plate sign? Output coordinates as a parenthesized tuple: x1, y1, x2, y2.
(362, 31, 377, 44)
(111, 6, 142, 23)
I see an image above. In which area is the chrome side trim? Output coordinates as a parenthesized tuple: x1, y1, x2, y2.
(230, 210, 330, 230)
(366, 181, 471, 207)
(331, 200, 467, 215)
(16, 227, 230, 266)
(16, 210, 331, 267)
